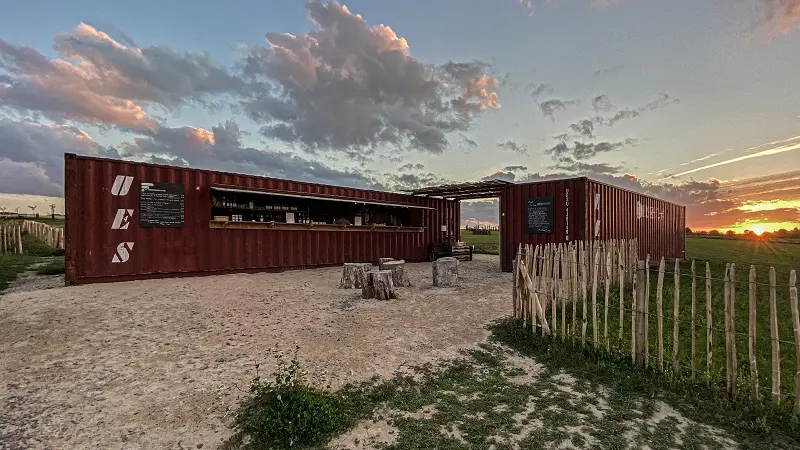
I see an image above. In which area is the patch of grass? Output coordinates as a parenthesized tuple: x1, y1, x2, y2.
(21, 233, 64, 257)
(227, 337, 785, 449)
(36, 257, 65, 275)
(224, 345, 352, 450)
(460, 230, 500, 255)
(0, 253, 37, 292)
(491, 318, 800, 449)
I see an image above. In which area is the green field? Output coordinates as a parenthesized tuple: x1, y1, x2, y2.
(460, 230, 499, 255)
(27, 217, 65, 228)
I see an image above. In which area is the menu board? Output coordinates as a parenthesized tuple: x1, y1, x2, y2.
(139, 182, 185, 228)
(525, 196, 554, 234)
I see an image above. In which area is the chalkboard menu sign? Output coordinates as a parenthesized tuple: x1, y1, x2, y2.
(525, 196, 554, 234)
(139, 182, 185, 228)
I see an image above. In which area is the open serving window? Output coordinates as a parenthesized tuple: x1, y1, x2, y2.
(209, 186, 429, 232)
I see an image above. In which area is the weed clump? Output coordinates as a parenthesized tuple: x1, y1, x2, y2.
(226, 344, 345, 449)
(36, 258, 65, 275)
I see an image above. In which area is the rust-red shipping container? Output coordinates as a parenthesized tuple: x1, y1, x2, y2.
(500, 177, 685, 271)
(65, 154, 460, 285)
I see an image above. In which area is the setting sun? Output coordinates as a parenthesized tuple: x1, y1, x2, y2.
(751, 225, 766, 236)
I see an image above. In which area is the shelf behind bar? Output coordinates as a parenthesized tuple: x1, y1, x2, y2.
(209, 220, 424, 232)
(211, 185, 435, 210)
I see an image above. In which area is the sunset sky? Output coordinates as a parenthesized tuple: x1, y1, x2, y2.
(0, 0, 798, 232)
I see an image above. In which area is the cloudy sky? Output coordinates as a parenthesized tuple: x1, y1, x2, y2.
(1, 0, 799, 232)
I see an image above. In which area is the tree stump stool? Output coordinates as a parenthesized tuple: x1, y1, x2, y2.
(433, 257, 458, 287)
(378, 257, 394, 266)
(361, 270, 397, 300)
(379, 260, 411, 287)
(340, 262, 373, 289)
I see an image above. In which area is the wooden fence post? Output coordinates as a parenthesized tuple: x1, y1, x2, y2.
(631, 254, 638, 364)
(657, 258, 665, 372)
(635, 260, 647, 367)
(706, 262, 713, 386)
(725, 263, 732, 395)
(572, 244, 578, 342)
(789, 270, 799, 415)
(552, 246, 558, 337)
(530, 245, 538, 332)
(16, 225, 23, 254)
(560, 245, 567, 341)
(619, 247, 625, 349)
(731, 263, 738, 397)
(691, 260, 697, 381)
(770, 267, 780, 404)
(513, 250, 518, 320)
(673, 259, 681, 378)
(582, 242, 588, 347)
(592, 248, 600, 349)
(748, 265, 759, 401)
(604, 249, 612, 351)
(645, 255, 651, 367)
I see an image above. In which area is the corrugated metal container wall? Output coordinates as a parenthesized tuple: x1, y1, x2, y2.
(500, 178, 586, 271)
(500, 177, 685, 271)
(584, 179, 685, 263)
(65, 154, 458, 285)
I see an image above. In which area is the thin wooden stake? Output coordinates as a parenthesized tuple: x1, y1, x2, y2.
(529, 245, 537, 330)
(748, 265, 759, 401)
(551, 247, 557, 336)
(560, 246, 566, 341)
(645, 255, 651, 367)
(731, 263, 738, 397)
(16, 225, 23, 253)
(631, 252, 638, 364)
(706, 262, 713, 386)
(691, 260, 697, 381)
(635, 260, 647, 367)
(582, 243, 588, 347)
(592, 248, 600, 349)
(789, 270, 799, 415)
(619, 245, 625, 349)
(725, 263, 733, 396)
(572, 244, 578, 342)
(657, 258, 665, 372)
(604, 247, 612, 351)
(770, 267, 780, 405)
(673, 260, 681, 378)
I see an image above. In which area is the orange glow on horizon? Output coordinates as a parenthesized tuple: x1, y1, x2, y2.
(693, 222, 799, 235)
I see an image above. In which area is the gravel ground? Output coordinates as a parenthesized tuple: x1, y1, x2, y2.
(0, 255, 510, 449)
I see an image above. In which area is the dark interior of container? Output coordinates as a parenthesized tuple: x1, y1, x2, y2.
(210, 190, 424, 227)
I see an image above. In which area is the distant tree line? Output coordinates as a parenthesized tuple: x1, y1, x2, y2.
(686, 227, 800, 241)
(0, 205, 64, 219)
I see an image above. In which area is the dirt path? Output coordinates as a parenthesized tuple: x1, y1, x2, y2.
(2, 259, 64, 295)
(0, 256, 510, 449)
(328, 344, 739, 450)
